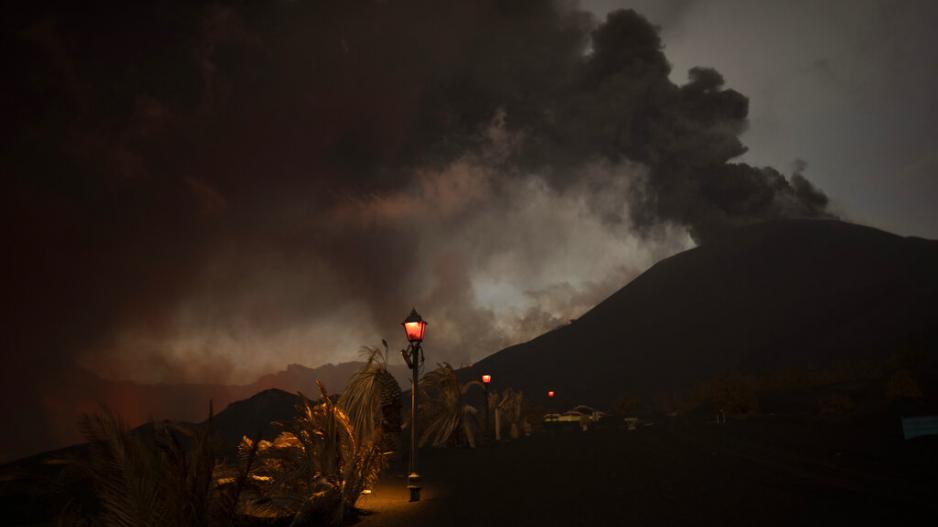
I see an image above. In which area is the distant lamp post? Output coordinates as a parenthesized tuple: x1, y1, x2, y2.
(400, 308, 426, 502)
(481, 374, 492, 442)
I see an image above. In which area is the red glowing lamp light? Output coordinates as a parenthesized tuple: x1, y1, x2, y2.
(402, 308, 427, 343)
(481, 374, 492, 384)
(547, 390, 556, 398)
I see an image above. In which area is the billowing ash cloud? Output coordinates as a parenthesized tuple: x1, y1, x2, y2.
(3, 1, 831, 394)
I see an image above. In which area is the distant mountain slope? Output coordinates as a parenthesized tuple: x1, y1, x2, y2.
(208, 388, 301, 455)
(0, 388, 305, 475)
(0, 361, 409, 463)
(463, 220, 938, 408)
(247, 362, 410, 399)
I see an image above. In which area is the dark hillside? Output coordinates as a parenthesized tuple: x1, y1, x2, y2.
(464, 220, 938, 408)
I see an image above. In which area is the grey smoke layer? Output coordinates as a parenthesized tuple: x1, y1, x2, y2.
(3, 1, 831, 386)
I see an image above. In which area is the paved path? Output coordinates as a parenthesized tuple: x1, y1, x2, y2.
(353, 422, 938, 526)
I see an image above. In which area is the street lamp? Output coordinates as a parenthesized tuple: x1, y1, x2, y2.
(481, 374, 492, 443)
(400, 308, 426, 502)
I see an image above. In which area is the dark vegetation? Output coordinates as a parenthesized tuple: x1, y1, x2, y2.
(0, 361, 410, 463)
(0, 354, 538, 526)
(0, 350, 403, 527)
(605, 349, 936, 421)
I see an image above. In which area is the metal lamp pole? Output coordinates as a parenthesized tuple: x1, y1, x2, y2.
(401, 308, 427, 502)
(481, 374, 492, 443)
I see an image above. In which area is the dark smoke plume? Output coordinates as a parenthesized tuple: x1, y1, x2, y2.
(1, 1, 831, 458)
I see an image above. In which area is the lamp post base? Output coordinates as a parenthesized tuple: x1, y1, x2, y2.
(407, 472, 422, 502)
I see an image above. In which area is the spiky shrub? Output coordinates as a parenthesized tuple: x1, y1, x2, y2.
(242, 381, 386, 526)
(418, 363, 482, 448)
(59, 405, 253, 527)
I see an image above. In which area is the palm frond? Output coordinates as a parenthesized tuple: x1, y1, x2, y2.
(60, 402, 235, 527)
(417, 363, 481, 447)
(73, 410, 179, 527)
(339, 349, 385, 445)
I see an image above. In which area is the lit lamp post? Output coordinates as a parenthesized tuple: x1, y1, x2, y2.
(401, 308, 427, 502)
(545, 390, 558, 432)
(547, 390, 557, 432)
(481, 374, 492, 442)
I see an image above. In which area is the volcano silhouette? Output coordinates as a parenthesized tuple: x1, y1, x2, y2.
(463, 219, 938, 407)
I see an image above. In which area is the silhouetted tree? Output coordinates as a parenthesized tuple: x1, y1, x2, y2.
(417, 363, 482, 447)
(493, 388, 526, 440)
(338, 341, 401, 455)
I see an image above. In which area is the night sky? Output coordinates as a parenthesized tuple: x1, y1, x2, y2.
(2, 1, 936, 458)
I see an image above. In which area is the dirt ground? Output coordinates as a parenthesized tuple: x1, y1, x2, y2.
(354, 418, 938, 526)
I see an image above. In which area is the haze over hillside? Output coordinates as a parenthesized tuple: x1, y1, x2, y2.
(6, 219, 935, 463)
(464, 219, 938, 407)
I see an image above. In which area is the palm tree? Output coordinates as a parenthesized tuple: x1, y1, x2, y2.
(417, 363, 483, 448)
(492, 388, 526, 441)
(338, 341, 402, 454)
